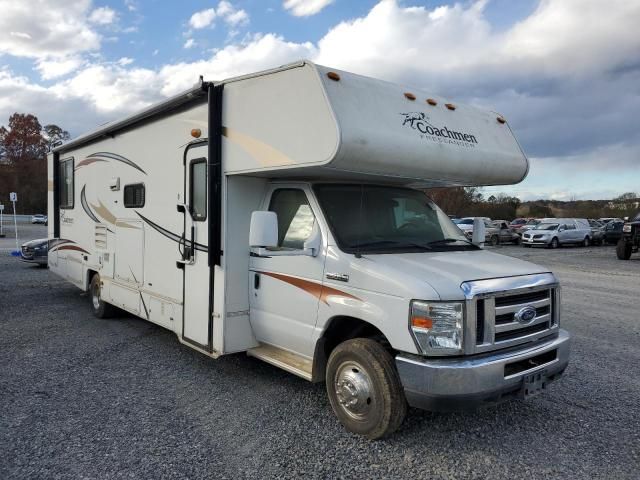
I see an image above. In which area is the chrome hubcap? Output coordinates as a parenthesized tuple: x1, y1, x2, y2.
(334, 361, 373, 420)
(92, 283, 101, 310)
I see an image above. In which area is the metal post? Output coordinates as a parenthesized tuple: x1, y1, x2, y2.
(12, 200, 19, 252)
(0, 204, 4, 238)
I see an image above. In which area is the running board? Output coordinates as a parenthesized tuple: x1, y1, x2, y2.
(247, 344, 313, 381)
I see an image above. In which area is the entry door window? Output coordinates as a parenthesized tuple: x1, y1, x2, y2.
(269, 189, 315, 250)
(190, 159, 207, 221)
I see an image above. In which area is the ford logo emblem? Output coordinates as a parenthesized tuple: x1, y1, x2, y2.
(515, 305, 537, 324)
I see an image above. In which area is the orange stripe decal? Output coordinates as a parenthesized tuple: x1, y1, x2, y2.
(259, 271, 360, 305)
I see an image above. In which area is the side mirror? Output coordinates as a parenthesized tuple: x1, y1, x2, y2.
(472, 218, 485, 248)
(249, 211, 278, 248)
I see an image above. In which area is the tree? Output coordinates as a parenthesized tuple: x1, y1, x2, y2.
(43, 124, 70, 151)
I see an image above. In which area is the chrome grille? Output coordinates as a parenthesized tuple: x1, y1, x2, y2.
(462, 274, 560, 355)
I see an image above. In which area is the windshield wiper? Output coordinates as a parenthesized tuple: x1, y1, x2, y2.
(426, 237, 477, 247)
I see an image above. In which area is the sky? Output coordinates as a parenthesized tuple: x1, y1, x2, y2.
(0, 0, 638, 201)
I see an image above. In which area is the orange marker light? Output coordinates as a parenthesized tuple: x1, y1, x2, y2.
(411, 316, 433, 329)
(445, 103, 456, 111)
(191, 128, 202, 138)
(404, 92, 416, 101)
(426, 98, 437, 106)
(327, 71, 340, 81)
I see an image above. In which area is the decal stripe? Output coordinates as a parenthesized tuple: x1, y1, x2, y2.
(135, 212, 208, 252)
(53, 245, 90, 255)
(75, 152, 146, 174)
(81, 185, 101, 223)
(258, 271, 361, 305)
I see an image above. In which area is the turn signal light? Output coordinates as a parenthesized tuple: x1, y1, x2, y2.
(411, 316, 433, 329)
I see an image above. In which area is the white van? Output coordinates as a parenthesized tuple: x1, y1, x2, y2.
(48, 61, 570, 439)
(522, 218, 592, 248)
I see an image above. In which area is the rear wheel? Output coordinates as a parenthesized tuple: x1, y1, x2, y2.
(326, 338, 407, 439)
(549, 237, 559, 249)
(616, 239, 633, 260)
(490, 235, 499, 246)
(513, 236, 521, 245)
(583, 236, 590, 247)
(90, 273, 116, 318)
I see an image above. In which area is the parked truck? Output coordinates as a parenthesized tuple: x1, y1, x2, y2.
(616, 213, 640, 259)
(48, 61, 570, 439)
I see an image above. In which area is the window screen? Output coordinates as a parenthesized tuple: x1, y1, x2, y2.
(268, 189, 315, 249)
(190, 159, 207, 221)
(59, 158, 74, 209)
(123, 183, 145, 208)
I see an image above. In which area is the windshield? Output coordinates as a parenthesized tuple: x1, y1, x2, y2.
(314, 184, 473, 253)
(534, 223, 559, 230)
(458, 219, 474, 225)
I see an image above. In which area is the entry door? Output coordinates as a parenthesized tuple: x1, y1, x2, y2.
(182, 143, 210, 349)
(249, 186, 326, 358)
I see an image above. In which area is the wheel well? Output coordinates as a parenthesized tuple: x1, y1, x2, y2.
(312, 316, 390, 383)
(86, 269, 99, 291)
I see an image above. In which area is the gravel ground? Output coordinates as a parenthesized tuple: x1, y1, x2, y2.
(1, 237, 639, 479)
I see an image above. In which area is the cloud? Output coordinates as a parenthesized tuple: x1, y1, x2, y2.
(184, 38, 196, 49)
(283, 0, 335, 17)
(89, 6, 117, 25)
(35, 57, 84, 80)
(117, 57, 134, 66)
(0, 0, 100, 59)
(189, 8, 216, 29)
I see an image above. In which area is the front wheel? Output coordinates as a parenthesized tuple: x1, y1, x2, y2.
(616, 239, 633, 260)
(326, 338, 407, 439)
(490, 235, 499, 247)
(90, 273, 116, 318)
(583, 236, 590, 247)
(549, 237, 559, 249)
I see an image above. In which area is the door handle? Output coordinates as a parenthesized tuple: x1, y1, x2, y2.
(254, 273, 260, 289)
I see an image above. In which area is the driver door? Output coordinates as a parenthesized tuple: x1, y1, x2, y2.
(249, 186, 326, 358)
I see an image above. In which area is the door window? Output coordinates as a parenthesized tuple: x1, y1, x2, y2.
(190, 159, 207, 221)
(59, 157, 74, 209)
(269, 189, 315, 249)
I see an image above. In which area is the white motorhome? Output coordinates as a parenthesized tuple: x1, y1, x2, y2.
(48, 61, 570, 439)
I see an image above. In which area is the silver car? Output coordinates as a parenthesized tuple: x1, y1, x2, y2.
(522, 218, 592, 248)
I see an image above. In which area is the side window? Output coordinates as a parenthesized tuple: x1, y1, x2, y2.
(123, 183, 145, 208)
(269, 189, 315, 249)
(190, 159, 207, 221)
(566, 223, 576, 230)
(59, 157, 74, 209)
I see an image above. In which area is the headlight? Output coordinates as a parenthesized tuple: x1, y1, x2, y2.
(623, 224, 632, 233)
(410, 301, 464, 355)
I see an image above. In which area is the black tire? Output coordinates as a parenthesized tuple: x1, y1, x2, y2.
(616, 240, 633, 260)
(326, 338, 407, 440)
(513, 236, 521, 245)
(549, 237, 559, 249)
(583, 236, 590, 247)
(90, 273, 116, 318)
(490, 235, 499, 247)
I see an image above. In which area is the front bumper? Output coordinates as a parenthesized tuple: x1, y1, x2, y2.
(522, 237, 550, 245)
(395, 329, 570, 411)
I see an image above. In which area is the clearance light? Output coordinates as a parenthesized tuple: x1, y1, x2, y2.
(327, 71, 341, 81)
(445, 103, 456, 111)
(426, 98, 437, 106)
(497, 116, 506, 124)
(191, 128, 202, 138)
(404, 92, 416, 101)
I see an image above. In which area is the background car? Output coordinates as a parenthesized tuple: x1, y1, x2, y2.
(604, 221, 625, 244)
(457, 217, 500, 245)
(599, 217, 623, 225)
(588, 219, 606, 245)
(515, 218, 541, 235)
(31, 214, 48, 225)
(491, 220, 521, 244)
(20, 238, 48, 266)
(521, 218, 592, 248)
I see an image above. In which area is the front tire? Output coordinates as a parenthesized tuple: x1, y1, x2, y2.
(549, 237, 559, 249)
(616, 240, 633, 260)
(90, 273, 116, 318)
(583, 236, 590, 247)
(490, 235, 499, 247)
(326, 338, 407, 440)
